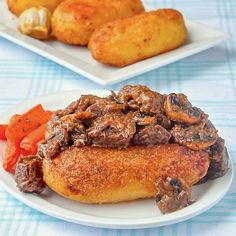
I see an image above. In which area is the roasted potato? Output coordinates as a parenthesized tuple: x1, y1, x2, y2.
(51, 0, 145, 45)
(7, 0, 65, 16)
(89, 9, 188, 67)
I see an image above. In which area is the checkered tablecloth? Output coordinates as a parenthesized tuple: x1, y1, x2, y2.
(0, 0, 236, 235)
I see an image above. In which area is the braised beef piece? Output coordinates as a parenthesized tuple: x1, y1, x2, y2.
(197, 138, 229, 184)
(76, 95, 101, 112)
(86, 97, 127, 116)
(132, 111, 171, 146)
(38, 138, 60, 159)
(156, 177, 192, 214)
(118, 85, 166, 114)
(210, 137, 226, 162)
(133, 124, 171, 146)
(41, 118, 71, 159)
(70, 123, 88, 147)
(15, 156, 45, 193)
(135, 114, 157, 126)
(55, 95, 100, 117)
(156, 114, 173, 129)
(205, 151, 229, 179)
(38, 113, 90, 158)
(88, 112, 136, 148)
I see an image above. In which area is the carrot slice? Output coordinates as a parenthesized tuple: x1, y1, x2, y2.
(4, 140, 21, 173)
(5, 104, 52, 142)
(0, 125, 8, 140)
(3, 104, 52, 172)
(20, 123, 47, 155)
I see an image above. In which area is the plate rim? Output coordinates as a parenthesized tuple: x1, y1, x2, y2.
(0, 89, 234, 229)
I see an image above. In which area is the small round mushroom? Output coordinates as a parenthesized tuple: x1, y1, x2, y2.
(165, 93, 204, 125)
(171, 119, 218, 150)
(155, 177, 192, 214)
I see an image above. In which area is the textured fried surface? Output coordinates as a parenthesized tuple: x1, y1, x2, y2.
(89, 9, 187, 67)
(43, 144, 209, 204)
(7, 0, 65, 16)
(51, 0, 145, 45)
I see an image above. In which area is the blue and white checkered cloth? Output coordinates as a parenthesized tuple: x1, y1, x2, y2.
(0, 0, 236, 235)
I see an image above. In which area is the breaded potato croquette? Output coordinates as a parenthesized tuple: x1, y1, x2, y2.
(51, 0, 145, 45)
(89, 9, 188, 67)
(43, 145, 209, 204)
(7, 0, 65, 16)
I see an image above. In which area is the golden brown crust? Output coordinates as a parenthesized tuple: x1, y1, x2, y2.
(43, 144, 209, 204)
(51, 0, 145, 45)
(89, 9, 188, 67)
(7, 0, 65, 16)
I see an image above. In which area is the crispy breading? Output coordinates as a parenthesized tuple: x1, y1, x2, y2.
(7, 0, 65, 16)
(51, 0, 145, 45)
(43, 144, 209, 204)
(89, 9, 187, 67)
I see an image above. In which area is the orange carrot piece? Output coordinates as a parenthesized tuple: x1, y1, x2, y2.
(5, 104, 52, 142)
(3, 104, 52, 172)
(3, 140, 21, 173)
(0, 125, 8, 140)
(20, 123, 47, 155)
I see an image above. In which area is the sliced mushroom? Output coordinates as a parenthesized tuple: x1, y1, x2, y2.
(171, 119, 218, 150)
(165, 93, 205, 125)
(155, 177, 192, 214)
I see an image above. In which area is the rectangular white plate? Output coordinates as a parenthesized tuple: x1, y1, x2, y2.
(0, 2, 230, 85)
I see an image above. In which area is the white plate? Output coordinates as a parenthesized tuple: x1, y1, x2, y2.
(0, 2, 230, 85)
(0, 89, 233, 229)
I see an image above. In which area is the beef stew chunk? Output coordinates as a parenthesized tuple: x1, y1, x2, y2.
(118, 85, 166, 114)
(88, 112, 136, 148)
(15, 156, 45, 193)
(133, 124, 171, 146)
(197, 138, 229, 183)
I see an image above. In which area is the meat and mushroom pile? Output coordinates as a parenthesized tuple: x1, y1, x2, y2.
(15, 85, 229, 213)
